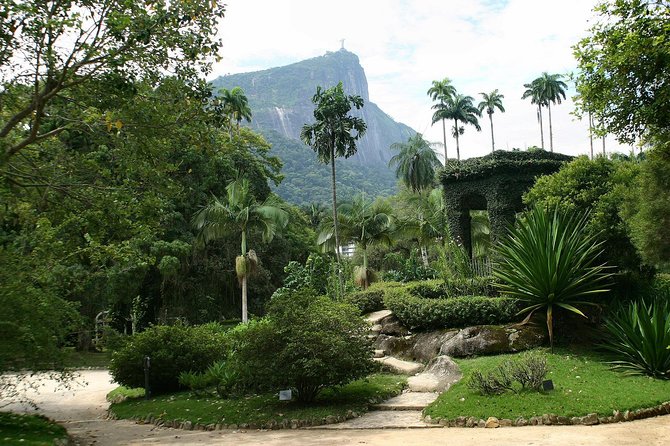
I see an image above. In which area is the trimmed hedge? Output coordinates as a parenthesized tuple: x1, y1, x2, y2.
(405, 277, 498, 299)
(384, 288, 521, 331)
(344, 282, 404, 315)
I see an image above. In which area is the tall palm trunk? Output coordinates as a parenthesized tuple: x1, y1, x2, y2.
(537, 105, 545, 149)
(241, 275, 248, 323)
(329, 143, 344, 294)
(454, 118, 461, 161)
(240, 230, 248, 323)
(441, 118, 448, 163)
(420, 246, 429, 267)
(547, 102, 554, 152)
(588, 111, 594, 159)
(488, 112, 495, 153)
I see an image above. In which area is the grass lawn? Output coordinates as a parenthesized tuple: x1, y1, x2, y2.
(109, 373, 406, 426)
(0, 412, 68, 446)
(425, 348, 670, 421)
(61, 348, 112, 368)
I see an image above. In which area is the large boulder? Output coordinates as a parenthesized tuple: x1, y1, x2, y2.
(439, 325, 547, 357)
(374, 322, 546, 361)
(407, 355, 462, 392)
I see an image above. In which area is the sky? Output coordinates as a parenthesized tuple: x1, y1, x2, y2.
(212, 0, 630, 159)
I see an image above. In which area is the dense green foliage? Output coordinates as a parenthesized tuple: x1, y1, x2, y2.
(0, 412, 68, 446)
(601, 297, 670, 379)
(493, 206, 612, 348)
(574, 0, 670, 144)
(625, 142, 670, 268)
(109, 323, 230, 395)
(109, 374, 406, 427)
(228, 290, 376, 402)
(524, 155, 642, 271)
(431, 93, 482, 160)
(441, 150, 572, 183)
(425, 349, 670, 421)
(384, 288, 520, 331)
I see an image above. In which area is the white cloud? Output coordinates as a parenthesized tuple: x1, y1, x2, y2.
(214, 0, 631, 158)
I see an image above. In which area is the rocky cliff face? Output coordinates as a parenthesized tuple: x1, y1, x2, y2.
(211, 50, 415, 167)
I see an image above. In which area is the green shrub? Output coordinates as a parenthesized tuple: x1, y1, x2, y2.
(601, 297, 670, 379)
(344, 289, 385, 314)
(402, 278, 497, 300)
(467, 353, 549, 395)
(493, 205, 612, 349)
(384, 288, 520, 331)
(109, 323, 229, 394)
(228, 289, 376, 402)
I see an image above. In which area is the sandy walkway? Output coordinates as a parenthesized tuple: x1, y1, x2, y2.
(3, 370, 670, 445)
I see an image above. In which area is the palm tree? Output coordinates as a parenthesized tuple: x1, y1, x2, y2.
(522, 79, 546, 150)
(427, 78, 457, 163)
(318, 195, 394, 289)
(301, 82, 367, 272)
(478, 90, 505, 153)
(388, 133, 442, 193)
(536, 73, 568, 152)
(219, 87, 252, 136)
(432, 94, 481, 160)
(398, 188, 448, 266)
(193, 179, 288, 323)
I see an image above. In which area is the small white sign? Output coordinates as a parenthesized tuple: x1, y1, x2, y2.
(279, 389, 292, 401)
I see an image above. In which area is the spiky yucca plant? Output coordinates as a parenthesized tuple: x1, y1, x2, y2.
(493, 205, 612, 350)
(601, 299, 670, 379)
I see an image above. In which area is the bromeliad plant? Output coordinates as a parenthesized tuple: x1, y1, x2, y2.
(493, 205, 612, 350)
(601, 298, 670, 379)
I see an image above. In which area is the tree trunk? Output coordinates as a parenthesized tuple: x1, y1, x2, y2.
(588, 111, 594, 159)
(602, 132, 606, 157)
(420, 246, 429, 267)
(538, 105, 545, 150)
(441, 118, 448, 163)
(454, 119, 460, 161)
(362, 247, 369, 290)
(548, 102, 554, 152)
(330, 144, 344, 294)
(241, 274, 248, 323)
(488, 112, 495, 153)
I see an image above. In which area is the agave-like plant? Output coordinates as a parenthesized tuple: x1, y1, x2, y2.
(601, 299, 670, 379)
(493, 205, 612, 350)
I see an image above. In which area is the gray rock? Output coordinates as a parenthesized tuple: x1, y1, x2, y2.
(325, 415, 338, 424)
(515, 417, 528, 426)
(380, 317, 410, 336)
(439, 325, 546, 358)
(407, 355, 462, 392)
(581, 413, 599, 425)
(183, 421, 193, 430)
(500, 418, 512, 427)
(478, 419, 486, 428)
(466, 416, 477, 428)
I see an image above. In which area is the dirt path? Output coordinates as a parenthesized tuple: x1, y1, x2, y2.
(3, 370, 670, 445)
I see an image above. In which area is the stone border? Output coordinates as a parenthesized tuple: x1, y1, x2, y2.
(422, 401, 670, 428)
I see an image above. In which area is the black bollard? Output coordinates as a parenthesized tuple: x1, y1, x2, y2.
(143, 356, 151, 399)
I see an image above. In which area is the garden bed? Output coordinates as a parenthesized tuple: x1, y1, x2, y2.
(424, 348, 670, 426)
(108, 373, 406, 430)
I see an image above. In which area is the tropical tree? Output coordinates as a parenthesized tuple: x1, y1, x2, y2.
(219, 87, 252, 135)
(478, 90, 506, 153)
(388, 133, 442, 193)
(300, 82, 367, 270)
(536, 73, 568, 152)
(432, 94, 481, 160)
(318, 195, 394, 289)
(193, 179, 288, 323)
(398, 188, 449, 266)
(427, 78, 457, 162)
(522, 79, 547, 150)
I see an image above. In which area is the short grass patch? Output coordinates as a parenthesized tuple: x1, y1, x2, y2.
(0, 412, 68, 446)
(425, 348, 670, 421)
(109, 373, 405, 426)
(61, 348, 112, 368)
(106, 386, 145, 403)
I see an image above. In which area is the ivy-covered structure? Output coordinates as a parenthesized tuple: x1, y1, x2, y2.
(440, 150, 573, 256)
